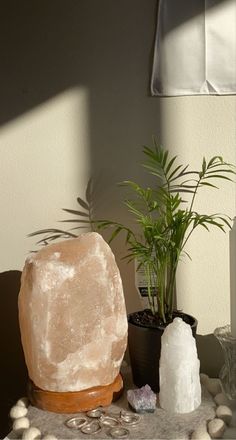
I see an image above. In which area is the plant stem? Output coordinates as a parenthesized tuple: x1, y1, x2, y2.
(158, 264, 166, 322)
(189, 178, 201, 213)
(145, 264, 155, 315)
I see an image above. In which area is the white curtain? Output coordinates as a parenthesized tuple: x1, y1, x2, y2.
(151, 0, 236, 96)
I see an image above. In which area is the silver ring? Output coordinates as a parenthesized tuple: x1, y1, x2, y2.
(99, 414, 120, 427)
(86, 408, 104, 418)
(120, 411, 140, 425)
(65, 417, 88, 429)
(107, 410, 122, 418)
(81, 420, 102, 434)
(109, 426, 129, 438)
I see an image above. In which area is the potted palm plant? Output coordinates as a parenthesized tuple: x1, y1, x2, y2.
(95, 140, 235, 391)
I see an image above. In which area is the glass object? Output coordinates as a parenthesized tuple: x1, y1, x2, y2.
(214, 325, 236, 399)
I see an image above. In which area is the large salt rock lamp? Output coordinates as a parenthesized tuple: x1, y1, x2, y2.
(18, 232, 127, 412)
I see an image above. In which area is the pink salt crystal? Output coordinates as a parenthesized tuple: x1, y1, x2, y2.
(18, 232, 127, 392)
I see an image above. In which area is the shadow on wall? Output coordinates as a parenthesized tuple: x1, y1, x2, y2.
(0, 271, 27, 438)
(0, 0, 158, 125)
(196, 333, 224, 378)
(0, 0, 228, 124)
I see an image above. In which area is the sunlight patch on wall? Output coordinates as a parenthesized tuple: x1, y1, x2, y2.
(0, 87, 90, 271)
(158, 95, 236, 334)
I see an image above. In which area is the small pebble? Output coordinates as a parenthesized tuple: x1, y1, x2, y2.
(214, 392, 230, 406)
(13, 416, 30, 431)
(191, 423, 211, 439)
(22, 427, 41, 440)
(208, 418, 225, 438)
(216, 405, 232, 425)
(200, 373, 209, 385)
(205, 378, 222, 396)
(10, 405, 28, 419)
(42, 435, 58, 440)
(16, 397, 29, 408)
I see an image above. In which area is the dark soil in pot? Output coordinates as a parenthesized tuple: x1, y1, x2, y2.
(129, 309, 197, 331)
(128, 309, 197, 392)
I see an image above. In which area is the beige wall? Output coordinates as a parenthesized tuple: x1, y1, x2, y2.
(0, 1, 235, 339)
(160, 96, 236, 334)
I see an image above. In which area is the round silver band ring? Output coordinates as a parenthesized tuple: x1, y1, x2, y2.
(120, 412, 140, 425)
(109, 426, 130, 438)
(107, 410, 122, 418)
(99, 415, 120, 427)
(86, 408, 104, 418)
(81, 420, 102, 434)
(65, 417, 88, 429)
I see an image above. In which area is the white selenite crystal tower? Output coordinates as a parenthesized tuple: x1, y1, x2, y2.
(159, 318, 201, 413)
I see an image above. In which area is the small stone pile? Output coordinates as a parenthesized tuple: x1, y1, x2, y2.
(9, 397, 57, 440)
(191, 374, 233, 439)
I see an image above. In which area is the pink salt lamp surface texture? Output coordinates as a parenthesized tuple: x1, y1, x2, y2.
(18, 232, 128, 392)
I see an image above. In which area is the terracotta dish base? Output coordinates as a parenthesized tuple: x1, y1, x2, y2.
(27, 374, 123, 413)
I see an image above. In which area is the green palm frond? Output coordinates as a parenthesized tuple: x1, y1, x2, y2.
(29, 180, 95, 247)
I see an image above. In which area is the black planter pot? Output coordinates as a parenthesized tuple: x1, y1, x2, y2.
(128, 311, 198, 393)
